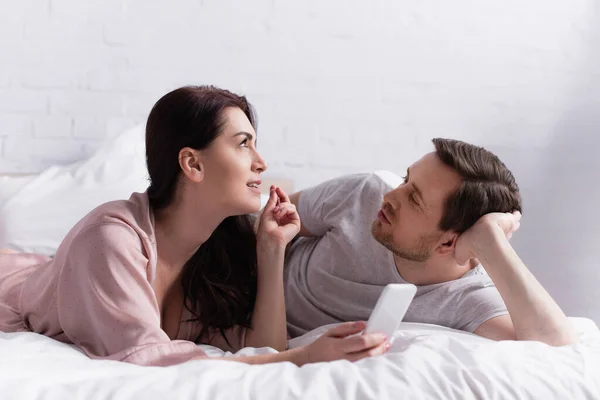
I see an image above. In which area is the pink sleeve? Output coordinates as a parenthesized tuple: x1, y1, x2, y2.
(56, 222, 207, 366)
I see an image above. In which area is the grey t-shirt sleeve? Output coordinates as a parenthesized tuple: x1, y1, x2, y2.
(297, 173, 374, 237)
(452, 280, 509, 333)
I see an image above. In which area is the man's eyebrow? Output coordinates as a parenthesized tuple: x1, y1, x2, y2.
(406, 167, 426, 208)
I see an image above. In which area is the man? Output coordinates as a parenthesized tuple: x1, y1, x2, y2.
(284, 138, 577, 346)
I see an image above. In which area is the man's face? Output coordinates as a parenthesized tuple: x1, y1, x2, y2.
(371, 152, 462, 262)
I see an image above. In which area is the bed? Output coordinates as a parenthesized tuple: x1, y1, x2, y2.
(1, 126, 599, 399)
(0, 320, 598, 399)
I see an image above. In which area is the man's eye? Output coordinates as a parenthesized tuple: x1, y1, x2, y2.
(402, 175, 408, 184)
(410, 194, 419, 206)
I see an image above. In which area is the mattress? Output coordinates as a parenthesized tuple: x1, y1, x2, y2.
(0, 319, 598, 400)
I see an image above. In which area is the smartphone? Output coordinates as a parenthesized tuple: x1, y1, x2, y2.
(363, 283, 417, 339)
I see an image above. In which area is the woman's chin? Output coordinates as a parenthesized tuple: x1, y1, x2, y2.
(234, 197, 262, 216)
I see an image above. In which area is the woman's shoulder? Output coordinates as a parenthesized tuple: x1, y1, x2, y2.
(77, 191, 152, 230)
(58, 191, 155, 255)
(88, 190, 148, 218)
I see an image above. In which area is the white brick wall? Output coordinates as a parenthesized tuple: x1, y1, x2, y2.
(1, 0, 600, 323)
(1, 0, 592, 179)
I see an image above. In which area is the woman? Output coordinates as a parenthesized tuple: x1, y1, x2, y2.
(0, 86, 389, 366)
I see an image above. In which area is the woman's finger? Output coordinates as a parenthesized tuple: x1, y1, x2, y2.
(260, 187, 277, 221)
(262, 186, 278, 214)
(276, 203, 297, 216)
(346, 341, 390, 362)
(326, 321, 366, 338)
(342, 333, 387, 353)
(276, 207, 299, 225)
(275, 186, 291, 204)
(275, 203, 295, 216)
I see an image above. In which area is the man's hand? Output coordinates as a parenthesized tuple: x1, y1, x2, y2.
(454, 211, 521, 265)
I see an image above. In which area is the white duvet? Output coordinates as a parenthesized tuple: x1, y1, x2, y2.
(1, 318, 599, 400)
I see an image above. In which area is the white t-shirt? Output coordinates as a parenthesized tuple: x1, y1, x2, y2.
(284, 173, 508, 337)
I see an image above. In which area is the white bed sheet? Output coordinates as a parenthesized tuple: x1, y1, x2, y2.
(1, 318, 598, 400)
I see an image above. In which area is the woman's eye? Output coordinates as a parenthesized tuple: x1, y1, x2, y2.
(240, 139, 249, 147)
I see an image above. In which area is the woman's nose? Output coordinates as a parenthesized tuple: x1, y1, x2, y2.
(253, 151, 267, 173)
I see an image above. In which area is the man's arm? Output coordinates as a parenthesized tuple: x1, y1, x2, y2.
(474, 315, 517, 341)
(458, 213, 578, 346)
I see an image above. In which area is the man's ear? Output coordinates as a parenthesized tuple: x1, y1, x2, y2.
(178, 147, 204, 183)
(435, 231, 458, 256)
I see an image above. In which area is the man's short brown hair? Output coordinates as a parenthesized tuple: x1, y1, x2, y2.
(433, 138, 522, 234)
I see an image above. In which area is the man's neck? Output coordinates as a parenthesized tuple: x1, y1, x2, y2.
(392, 253, 473, 285)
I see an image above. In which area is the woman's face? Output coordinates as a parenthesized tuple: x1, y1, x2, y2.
(199, 107, 267, 215)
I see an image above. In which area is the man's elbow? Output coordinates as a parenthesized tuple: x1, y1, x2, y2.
(526, 330, 580, 347)
(474, 316, 580, 346)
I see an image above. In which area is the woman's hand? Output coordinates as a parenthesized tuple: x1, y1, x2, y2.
(221, 322, 390, 366)
(298, 321, 390, 365)
(249, 186, 300, 349)
(256, 185, 301, 248)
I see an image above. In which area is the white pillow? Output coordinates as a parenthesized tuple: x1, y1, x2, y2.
(0, 124, 149, 255)
(374, 170, 403, 188)
(0, 124, 397, 256)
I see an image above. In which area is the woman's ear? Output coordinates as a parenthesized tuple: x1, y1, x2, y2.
(178, 147, 204, 183)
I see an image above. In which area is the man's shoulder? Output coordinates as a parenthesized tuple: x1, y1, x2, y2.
(417, 266, 494, 296)
(358, 172, 400, 203)
(329, 171, 398, 196)
(330, 173, 396, 228)
(295, 172, 401, 232)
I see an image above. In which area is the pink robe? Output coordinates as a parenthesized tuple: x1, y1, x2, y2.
(0, 192, 246, 366)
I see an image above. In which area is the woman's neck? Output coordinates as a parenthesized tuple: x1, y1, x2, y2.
(153, 191, 225, 272)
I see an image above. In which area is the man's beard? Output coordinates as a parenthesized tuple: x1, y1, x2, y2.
(371, 220, 439, 262)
